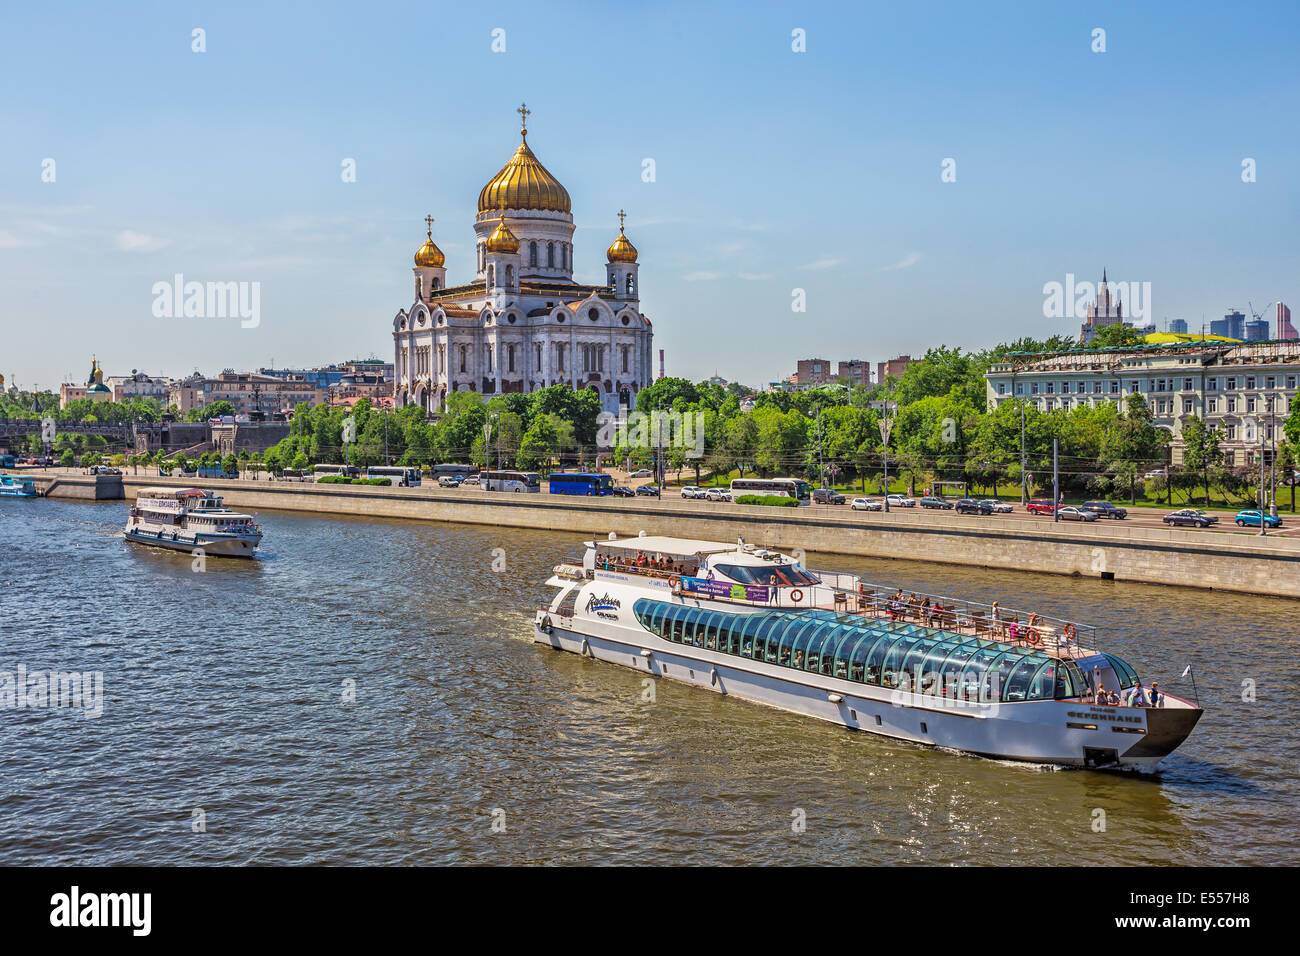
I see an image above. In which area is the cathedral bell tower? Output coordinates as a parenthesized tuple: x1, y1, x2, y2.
(605, 210, 639, 302)
(484, 209, 521, 296)
(413, 215, 446, 301)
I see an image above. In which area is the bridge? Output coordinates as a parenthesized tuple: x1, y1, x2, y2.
(0, 418, 134, 441)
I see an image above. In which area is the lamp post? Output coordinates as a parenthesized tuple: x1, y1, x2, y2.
(878, 401, 896, 512)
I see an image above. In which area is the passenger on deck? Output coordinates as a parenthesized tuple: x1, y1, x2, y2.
(1128, 681, 1150, 707)
(1106, 690, 1120, 706)
(1008, 620, 1019, 643)
(1149, 681, 1163, 708)
(1095, 686, 1108, 706)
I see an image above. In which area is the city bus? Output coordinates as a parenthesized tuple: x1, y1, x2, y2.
(481, 470, 541, 492)
(365, 466, 421, 487)
(548, 472, 614, 496)
(729, 477, 812, 505)
(313, 464, 361, 480)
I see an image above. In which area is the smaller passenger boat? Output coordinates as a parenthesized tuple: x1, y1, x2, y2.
(0, 475, 38, 497)
(124, 487, 262, 557)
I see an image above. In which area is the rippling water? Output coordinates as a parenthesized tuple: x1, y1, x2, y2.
(1, 496, 1296, 865)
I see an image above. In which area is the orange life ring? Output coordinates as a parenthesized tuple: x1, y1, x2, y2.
(1024, 627, 1040, 645)
(790, 589, 804, 602)
(669, 575, 680, 589)
(1063, 623, 1077, 642)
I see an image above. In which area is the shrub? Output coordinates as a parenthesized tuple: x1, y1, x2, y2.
(735, 494, 800, 508)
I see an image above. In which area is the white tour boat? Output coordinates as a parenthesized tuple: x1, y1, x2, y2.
(535, 533, 1202, 771)
(125, 487, 263, 558)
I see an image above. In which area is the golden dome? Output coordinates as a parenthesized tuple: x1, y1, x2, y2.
(606, 210, 638, 263)
(477, 106, 571, 214)
(414, 215, 445, 268)
(485, 212, 520, 255)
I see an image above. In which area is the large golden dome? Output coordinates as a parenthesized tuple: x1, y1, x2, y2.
(477, 107, 571, 215)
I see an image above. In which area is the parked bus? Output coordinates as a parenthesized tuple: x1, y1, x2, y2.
(481, 470, 541, 492)
(548, 472, 614, 496)
(313, 464, 361, 480)
(431, 463, 476, 479)
(729, 477, 812, 505)
(366, 466, 421, 487)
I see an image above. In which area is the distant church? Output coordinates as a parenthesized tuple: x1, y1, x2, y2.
(391, 105, 653, 416)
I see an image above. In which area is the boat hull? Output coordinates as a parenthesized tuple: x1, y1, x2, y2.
(124, 528, 261, 558)
(533, 611, 1199, 771)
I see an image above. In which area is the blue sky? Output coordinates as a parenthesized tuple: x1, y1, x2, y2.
(2, 0, 1297, 390)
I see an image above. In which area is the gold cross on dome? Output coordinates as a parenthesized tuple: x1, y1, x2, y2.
(618, 209, 626, 231)
(424, 214, 434, 237)
(517, 102, 530, 134)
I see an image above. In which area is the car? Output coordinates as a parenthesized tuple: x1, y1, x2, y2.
(812, 488, 846, 505)
(437, 475, 464, 488)
(460, 475, 480, 486)
(611, 486, 635, 497)
(955, 498, 993, 515)
(635, 484, 659, 496)
(1056, 506, 1098, 522)
(919, 496, 954, 509)
(91, 465, 122, 475)
(980, 499, 1014, 514)
(1026, 499, 1056, 515)
(851, 497, 882, 512)
(1081, 500, 1128, 519)
(680, 485, 704, 499)
(1235, 510, 1283, 528)
(885, 494, 915, 508)
(705, 488, 732, 502)
(1164, 509, 1217, 528)
(628, 469, 653, 479)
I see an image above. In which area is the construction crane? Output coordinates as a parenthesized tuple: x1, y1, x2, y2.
(1249, 300, 1275, 337)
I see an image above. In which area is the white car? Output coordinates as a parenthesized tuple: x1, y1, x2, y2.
(705, 488, 732, 502)
(886, 494, 915, 508)
(628, 469, 653, 479)
(680, 485, 704, 499)
(851, 497, 882, 512)
(437, 475, 463, 488)
(460, 475, 481, 486)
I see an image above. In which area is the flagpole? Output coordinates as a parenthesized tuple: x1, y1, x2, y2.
(1188, 665, 1199, 708)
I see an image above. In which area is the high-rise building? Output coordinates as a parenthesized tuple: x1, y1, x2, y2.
(793, 359, 832, 385)
(1211, 310, 1246, 340)
(837, 360, 872, 387)
(1079, 269, 1123, 343)
(877, 356, 911, 384)
(1168, 318, 1188, 334)
(1245, 319, 1270, 341)
(1278, 303, 1297, 341)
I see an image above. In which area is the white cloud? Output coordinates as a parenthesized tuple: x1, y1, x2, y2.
(881, 251, 922, 271)
(684, 271, 725, 281)
(798, 257, 842, 271)
(116, 230, 168, 252)
(0, 231, 31, 248)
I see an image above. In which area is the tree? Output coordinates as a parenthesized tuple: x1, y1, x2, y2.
(1180, 416, 1221, 508)
(222, 453, 239, 475)
(59, 448, 75, 468)
(1088, 324, 1147, 349)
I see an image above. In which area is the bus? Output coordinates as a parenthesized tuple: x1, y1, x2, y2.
(313, 464, 361, 480)
(729, 477, 812, 505)
(548, 472, 614, 496)
(366, 466, 421, 487)
(431, 463, 475, 479)
(481, 470, 541, 492)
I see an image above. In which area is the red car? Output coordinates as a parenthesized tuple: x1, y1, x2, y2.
(1026, 499, 1056, 515)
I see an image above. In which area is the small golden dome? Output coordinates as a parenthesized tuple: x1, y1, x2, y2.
(606, 209, 638, 263)
(414, 216, 445, 268)
(485, 213, 520, 255)
(477, 106, 571, 214)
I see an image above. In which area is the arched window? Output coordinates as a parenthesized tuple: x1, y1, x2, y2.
(547, 242, 555, 267)
(506, 265, 515, 288)
(431, 277, 440, 290)
(487, 264, 495, 287)
(529, 241, 538, 266)
(562, 244, 568, 269)
(626, 274, 635, 295)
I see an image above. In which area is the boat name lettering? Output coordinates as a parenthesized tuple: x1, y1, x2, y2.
(1067, 709, 1144, 724)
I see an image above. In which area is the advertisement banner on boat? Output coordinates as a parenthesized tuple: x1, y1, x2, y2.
(681, 577, 770, 602)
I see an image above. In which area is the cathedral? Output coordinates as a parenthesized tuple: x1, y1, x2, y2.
(392, 105, 653, 416)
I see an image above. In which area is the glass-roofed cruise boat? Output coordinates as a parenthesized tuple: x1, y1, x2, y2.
(535, 534, 1202, 770)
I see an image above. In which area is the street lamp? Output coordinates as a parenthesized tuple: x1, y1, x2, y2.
(878, 401, 896, 512)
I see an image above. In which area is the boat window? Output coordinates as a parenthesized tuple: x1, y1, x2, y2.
(1003, 659, 1042, 702)
(712, 564, 820, 587)
(1061, 660, 1085, 698)
(1102, 653, 1139, 689)
(1026, 661, 1058, 701)
(750, 615, 782, 660)
(738, 614, 765, 657)
(781, 617, 817, 669)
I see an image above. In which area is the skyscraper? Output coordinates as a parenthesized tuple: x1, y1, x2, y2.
(1278, 302, 1297, 341)
(1168, 318, 1188, 334)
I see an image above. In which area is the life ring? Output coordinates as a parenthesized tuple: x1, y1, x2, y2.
(669, 575, 680, 589)
(790, 589, 804, 603)
(1063, 623, 1077, 643)
(1024, 627, 1040, 646)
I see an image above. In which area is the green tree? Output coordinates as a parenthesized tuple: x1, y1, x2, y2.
(1088, 324, 1147, 349)
(1180, 416, 1221, 508)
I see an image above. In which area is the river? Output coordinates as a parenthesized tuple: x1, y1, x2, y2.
(1, 496, 1296, 865)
